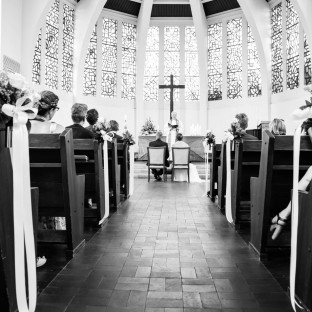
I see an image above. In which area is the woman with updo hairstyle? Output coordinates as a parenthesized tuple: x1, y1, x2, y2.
(30, 90, 64, 134)
(85, 109, 99, 131)
(269, 118, 286, 135)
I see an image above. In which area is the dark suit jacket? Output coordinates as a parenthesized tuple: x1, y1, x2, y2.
(149, 139, 169, 167)
(66, 124, 95, 139)
(241, 132, 259, 141)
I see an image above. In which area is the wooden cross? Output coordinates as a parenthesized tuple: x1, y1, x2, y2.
(159, 74, 185, 117)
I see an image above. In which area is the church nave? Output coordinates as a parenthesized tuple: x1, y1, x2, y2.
(36, 180, 292, 312)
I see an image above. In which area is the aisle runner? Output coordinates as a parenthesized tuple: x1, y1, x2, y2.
(3, 97, 37, 312)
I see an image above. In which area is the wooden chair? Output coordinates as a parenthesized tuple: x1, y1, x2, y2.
(147, 146, 167, 182)
(250, 130, 312, 257)
(29, 129, 85, 256)
(172, 147, 190, 183)
(209, 144, 221, 201)
(73, 139, 106, 224)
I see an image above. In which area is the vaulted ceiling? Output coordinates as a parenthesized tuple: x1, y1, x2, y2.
(102, 0, 241, 18)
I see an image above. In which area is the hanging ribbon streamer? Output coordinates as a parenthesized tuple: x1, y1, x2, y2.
(2, 96, 38, 312)
(205, 145, 209, 195)
(289, 124, 304, 311)
(225, 138, 234, 224)
(129, 145, 134, 196)
(98, 132, 112, 225)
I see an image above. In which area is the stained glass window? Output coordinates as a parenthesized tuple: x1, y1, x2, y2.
(45, 0, 59, 89)
(32, 29, 42, 84)
(164, 26, 180, 101)
(83, 25, 97, 96)
(122, 22, 136, 100)
(62, 4, 74, 92)
(271, 3, 283, 94)
(207, 23, 222, 101)
(144, 27, 159, 101)
(247, 25, 261, 97)
(304, 33, 311, 85)
(185, 26, 199, 101)
(286, 0, 299, 90)
(102, 18, 117, 98)
(227, 18, 242, 99)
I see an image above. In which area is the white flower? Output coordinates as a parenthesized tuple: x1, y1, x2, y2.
(303, 84, 312, 93)
(8, 72, 27, 90)
(231, 117, 239, 124)
(223, 131, 234, 142)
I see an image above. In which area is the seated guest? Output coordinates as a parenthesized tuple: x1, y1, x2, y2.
(235, 113, 258, 140)
(66, 103, 95, 139)
(149, 130, 169, 181)
(269, 118, 286, 135)
(85, 109, 99, 132)
(270, 123, 312, 239)
(30, 91, 64, 134)
(108, 120, 123, 141)
(172, 133, 203, 183)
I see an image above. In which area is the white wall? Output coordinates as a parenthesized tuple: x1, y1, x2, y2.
(1, 0, 23, 65)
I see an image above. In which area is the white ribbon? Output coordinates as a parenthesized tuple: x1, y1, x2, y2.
(129, 145, 134, 196)
(204, 145, 209, 195)
(289, 124, 304, 311)
(98, 131, 112, 225)
(2, 96, 38, 312)
(225, 139, 234, 224)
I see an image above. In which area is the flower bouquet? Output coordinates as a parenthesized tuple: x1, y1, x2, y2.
(140, 117, 157, 135)
(222, 118, 244, 143)
(93, 118, 113, 141)
(204, 129, 215, 146)
(123, 128, 135, 146)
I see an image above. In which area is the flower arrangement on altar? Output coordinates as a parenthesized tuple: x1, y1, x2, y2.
(204, 129, 215, 146)
(123, 128, 135, 146)
(0, 71, 40, 125)
(140, 117, 157, 135)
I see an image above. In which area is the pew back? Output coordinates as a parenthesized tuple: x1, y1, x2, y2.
(117, 143, 130, 199)
(29, 129, 85, 254)
(209, 144, 221, 201)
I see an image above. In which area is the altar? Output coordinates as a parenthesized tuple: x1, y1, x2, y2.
(138, 135, 205, 162)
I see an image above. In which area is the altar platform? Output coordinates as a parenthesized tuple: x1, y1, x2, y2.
(138, 135, 205, 161)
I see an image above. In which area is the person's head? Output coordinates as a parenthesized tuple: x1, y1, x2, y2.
(109, 120, 119, 132)
(270, 118, 286, 135)
(301, 118, 312, 135)
(37, 91, 59, 120)
(156, 130, 163, 140)
(171, 111, 177, 119)
(71, 103, 88, 124)
(176, 133, 183, 141)
(235, 113, 249, 130)
(86, 109, 99, 126)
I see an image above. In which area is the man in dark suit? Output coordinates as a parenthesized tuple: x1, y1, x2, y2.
(149, 131, 169, 181)
(235, 113, 259, 140)
(66, 103, 95, 139)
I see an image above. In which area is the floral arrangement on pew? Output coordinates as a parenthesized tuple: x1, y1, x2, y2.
(123, 128, 135, 146)
(0, 70, 40, 126)
(140, 117, 157, 135)
(93, 118, 113, 140)
(223, 117, 244, 142)
(204, 129, 215, 146)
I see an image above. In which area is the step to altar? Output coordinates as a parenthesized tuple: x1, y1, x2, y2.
(134, 160, 209, 179)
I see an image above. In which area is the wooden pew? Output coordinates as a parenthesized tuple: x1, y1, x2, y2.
(231, 140, 262, 228)
(0, 146, 39, 312)
(29, 129, 85, 256)
(108, 139, 121, 209)
(117, 142, 130, 200)
(208, 144, 221, 201)
(250, 130, 312, 257)
(296, 182, 312, 311)
(73, 139, 106, 224)
(217, 142, 235, 212)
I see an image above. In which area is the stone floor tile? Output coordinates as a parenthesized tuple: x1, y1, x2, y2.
(146, 298, 184, 308)
(165, 278, 182, 292)
(147, 291, 183, 299)
(199, 292, 221, 309)
(182, 285, 215, 293)
(183, 292, 202, 308)
(181, 268, 197, 279)
(127, 290, 147, 307)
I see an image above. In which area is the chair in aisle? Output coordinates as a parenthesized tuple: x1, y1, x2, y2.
(172, 147, 190, 183)
(147, 146, 167, 182)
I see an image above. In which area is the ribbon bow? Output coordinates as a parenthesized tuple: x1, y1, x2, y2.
(2, 95, 38, 312)
(101, 130, 113, 142)
(2, 95, 38, 125)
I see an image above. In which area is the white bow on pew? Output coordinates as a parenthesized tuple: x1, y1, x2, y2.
(223, 131, 234, 224)
(2, 96, 38, 312)
(98, 130, 112, 225)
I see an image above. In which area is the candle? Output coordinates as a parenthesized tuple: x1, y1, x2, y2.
(124, 114, 127, 123)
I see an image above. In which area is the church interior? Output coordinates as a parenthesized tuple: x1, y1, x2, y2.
(1, 0, 312, 311)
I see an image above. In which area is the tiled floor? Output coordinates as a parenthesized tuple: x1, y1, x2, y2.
(36, 179, 293, 312)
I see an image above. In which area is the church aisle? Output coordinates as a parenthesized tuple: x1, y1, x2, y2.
(36, 180, 293, 312)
